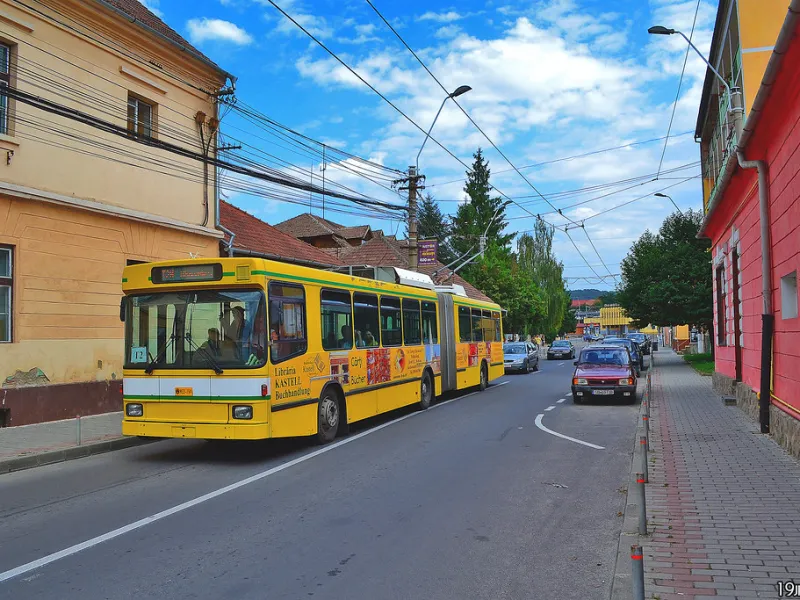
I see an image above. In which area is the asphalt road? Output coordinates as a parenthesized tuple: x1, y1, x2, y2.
(0, 346, 647, 600)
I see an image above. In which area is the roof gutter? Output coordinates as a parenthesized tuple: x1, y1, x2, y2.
(228, 247, 340, 270)
(92, 0, 237, 88)
(698, 0, 800, 238)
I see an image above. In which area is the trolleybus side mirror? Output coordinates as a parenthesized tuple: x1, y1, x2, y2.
(119, 297, 126, 322)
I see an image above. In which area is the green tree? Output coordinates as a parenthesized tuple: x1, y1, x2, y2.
(617, 209, 712, 331)
(466, 245, 546, 336)
(594, 290, 619, 307)
(415, 193, 456, 265)
(517, 219, 570, 338)
(559, 309, 578, 337)
(450, 148, 514, 260)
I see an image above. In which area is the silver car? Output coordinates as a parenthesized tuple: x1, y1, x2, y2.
(503, 342, 539, 373)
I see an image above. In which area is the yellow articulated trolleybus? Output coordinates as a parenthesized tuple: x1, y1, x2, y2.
(120, 258, 505, 444)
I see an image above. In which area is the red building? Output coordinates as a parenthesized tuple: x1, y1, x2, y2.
(698, 5, 800, 457)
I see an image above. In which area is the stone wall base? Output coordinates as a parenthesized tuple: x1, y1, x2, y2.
(0, 380, 122, 427)
(712, 371, 800, 459)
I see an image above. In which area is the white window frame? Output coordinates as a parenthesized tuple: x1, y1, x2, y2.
(781, 271, 798, 320)
(0, 43, 11, 136)
(127, 93, 154, 138)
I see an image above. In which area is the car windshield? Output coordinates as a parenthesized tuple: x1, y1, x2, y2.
(604, 339, 631, 347)
(580, 348, 630, 365)
(552, 341, 570, 347)
(504, 344, 527, 354)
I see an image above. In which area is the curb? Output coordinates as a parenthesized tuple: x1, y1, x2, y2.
(0, 436, 158, 475)
(609, 352, 655, 600)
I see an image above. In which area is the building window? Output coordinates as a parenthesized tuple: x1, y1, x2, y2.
(0, 245, 12, 342)
(127, 93, 154, 138)
(0, 44, 11, 136)
(715, 265, 727, 346)
(781, 272, 798, 320)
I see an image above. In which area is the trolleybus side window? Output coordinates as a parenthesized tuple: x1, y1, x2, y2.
(402, 299, 421, 346)
(458, 306, 471, 342)
(353, 292, 379, 347)
(268, 282, 307, 363)
(472, 308, 484, 342)
(492, 311, 502, 342)
(482, 310, 495, 343)
(321, 289, 353, 350)
(422, 301, 438, 344)
(380, 296, 402, 347)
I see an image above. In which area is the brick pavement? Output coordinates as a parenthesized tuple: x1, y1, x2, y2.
(643, 349, 800, 599)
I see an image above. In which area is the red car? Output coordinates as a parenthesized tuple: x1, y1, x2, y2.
(571, 344, 637, 404)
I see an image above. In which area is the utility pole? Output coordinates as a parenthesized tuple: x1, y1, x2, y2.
(394, 166, 425, 270)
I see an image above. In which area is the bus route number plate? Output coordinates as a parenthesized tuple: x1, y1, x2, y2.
(175, 387, 193, 397)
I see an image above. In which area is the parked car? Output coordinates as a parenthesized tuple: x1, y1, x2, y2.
(601, 337, 643, 376)
(571, 345, 637, 404)
(503, 342, 539, 373)
(547, 339, 575, 360)
(626, 333, 651, 355)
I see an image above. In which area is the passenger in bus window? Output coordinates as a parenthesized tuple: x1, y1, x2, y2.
(355, 330, 365, 348)
(200, 328, 221, 357)
(339, 325, 353, 348)
(365, 330, 377, 347)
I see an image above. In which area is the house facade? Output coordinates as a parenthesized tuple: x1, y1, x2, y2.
(698, 1, 800, 456)
(0, 0, 233, 425)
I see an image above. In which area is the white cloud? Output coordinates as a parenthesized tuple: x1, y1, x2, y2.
(418, 11, 465, 23)
(265, 0, 334, 39)
(435, 25, 463, 39)
(186, 18, 253, 45)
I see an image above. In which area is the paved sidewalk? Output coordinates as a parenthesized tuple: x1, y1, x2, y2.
(0, 412, 148, 474)
(643, 349, 800, 599)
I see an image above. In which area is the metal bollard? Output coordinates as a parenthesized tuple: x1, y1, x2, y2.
(631, 544, 645, 600)
(76, 416, 82, 446)
(640, 435, 649, 482)
(637, 473, 647, 535)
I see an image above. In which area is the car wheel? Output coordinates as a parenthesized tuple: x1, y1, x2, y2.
(573, 394, 582, 404)
(532, 360, 539, 372)
(316, 390, 340, 444)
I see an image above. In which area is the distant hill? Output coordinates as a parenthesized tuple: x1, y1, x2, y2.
(569, 289, 602, 301)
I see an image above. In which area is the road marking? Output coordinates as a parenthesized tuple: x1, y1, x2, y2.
(566, 392, 573, 396)
(557, 399, 566, 404)
(534, 414, 605, 450)
(545, 406, 556, 412)
(0, 382, 507, 584)
(558, 362, 565, 367)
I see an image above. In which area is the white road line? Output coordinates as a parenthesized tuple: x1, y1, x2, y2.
(558, 362, 565, 367)
(0, 382, 507, 584)
(566, 392, 573, 396)
(545, 406, 556, 412)
(557, 399, 566, 404)
(534, 414, 605, 450)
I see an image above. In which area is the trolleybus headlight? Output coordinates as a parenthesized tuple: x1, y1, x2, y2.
(126, 403, 143, 417)
(232, 405, 253, 420)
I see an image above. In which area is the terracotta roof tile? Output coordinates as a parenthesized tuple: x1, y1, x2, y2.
(273, 213, 343, 238)
(336, 225, 371, 240)
(220, 201, 344, 267)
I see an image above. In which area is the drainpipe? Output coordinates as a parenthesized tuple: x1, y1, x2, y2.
(736, 151, 772, 433)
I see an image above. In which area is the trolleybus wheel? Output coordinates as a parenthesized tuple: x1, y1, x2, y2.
(479, 362, 488, 391)
(419, 371, 433, 410)
(316, 390, 340, 444)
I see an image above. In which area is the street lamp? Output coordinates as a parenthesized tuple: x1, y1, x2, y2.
(654, 192, 682, 214)
(648, 25, 743, 135)
(415, 85, 472, 171)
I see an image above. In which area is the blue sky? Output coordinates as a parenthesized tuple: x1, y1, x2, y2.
(142, 0, 717, 290)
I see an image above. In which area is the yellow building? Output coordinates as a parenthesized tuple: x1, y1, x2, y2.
(0, 0, 234, 425)
(697, 0, 785, 212)
(599, 304, 632, 335)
